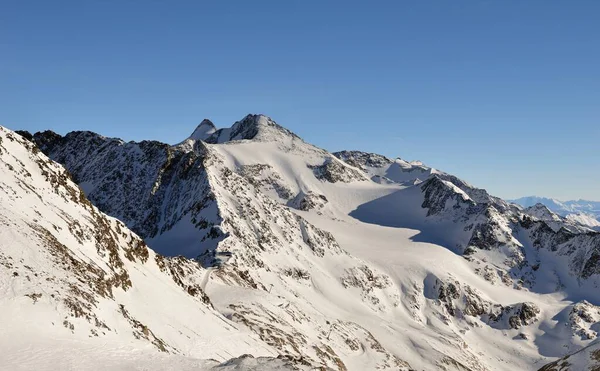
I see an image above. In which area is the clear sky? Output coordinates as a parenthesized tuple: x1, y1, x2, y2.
(2, 1, 598, 201)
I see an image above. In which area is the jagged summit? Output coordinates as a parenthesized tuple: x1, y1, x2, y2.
(510, 196, 600, 230)
(178, 114, 302, 146)
(189, 119, 217, 141)
(524, 203, 562, 222)
(204, 114, 301, 144)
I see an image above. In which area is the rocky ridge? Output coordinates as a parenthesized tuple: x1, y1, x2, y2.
(4, 114, 600, 370)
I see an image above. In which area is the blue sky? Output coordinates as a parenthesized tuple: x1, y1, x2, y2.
(1, 1, 599, 200)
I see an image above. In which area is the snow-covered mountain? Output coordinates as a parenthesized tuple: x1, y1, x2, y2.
(510, 196, 600, 230)
(0, 127, 293, 370)
(3, 114, 600, 370)
(333, 150, 438, 185)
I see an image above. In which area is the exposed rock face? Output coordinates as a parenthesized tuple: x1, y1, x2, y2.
(33, 130, 219, 256)
(334, 150, 437, 184)
(332, 150, 393, 170)
(413, 170, 600, 290)
(289, 191, 328, 211)
(488, 302, 541, 330)
(420, 175, 476, 217)
(308, 157, 368, 183)
(568, 301, 600, 340)
(238, 163, 293, 201)
(525, 203, 563, 223)
(205, 114, 301, 144)
(425, 274, 540, 330)
(0, 127, 273, 362)
(424, 275, 492, 318)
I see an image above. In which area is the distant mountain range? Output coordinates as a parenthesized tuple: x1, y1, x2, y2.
(509, 196, 600, 229)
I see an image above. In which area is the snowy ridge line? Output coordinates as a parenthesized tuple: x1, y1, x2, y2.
(5, 114, 600, 370)
(510, 196, 600, 229)
(0, 126, 293, 370)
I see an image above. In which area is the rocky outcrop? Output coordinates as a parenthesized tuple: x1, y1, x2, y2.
(487, 302, 541, 330)
(308, 157, 367, 183)
(417, 171, 600, 289)
(425, 275, 540, 330)
(332, 150, 393, 170)
(568, 301, 600, 340)
(238, 163, 293, 200)
(424, 275, 492, 320)
(289, 191, 328, 211)
(205, 114, 301, 144)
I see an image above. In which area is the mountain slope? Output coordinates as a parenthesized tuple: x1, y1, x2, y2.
(0, 127, 292, 370)
(333, 150, 439, 185)
(510, 196, 600, 229)
(29, 121, 419, 370)
(538, 341, 600, 370)
(16, 114, 600, 370)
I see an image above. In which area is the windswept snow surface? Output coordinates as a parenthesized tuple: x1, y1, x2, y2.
(5, 114, 600, 370)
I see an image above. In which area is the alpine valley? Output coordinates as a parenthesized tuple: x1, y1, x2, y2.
(2, 114, 600, 370)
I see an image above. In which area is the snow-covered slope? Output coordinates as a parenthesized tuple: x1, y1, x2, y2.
(30, 121, 416, 370)
(205, 114, 302, 144)
(566, 213, 600, 229)
(188, 119, 217, 141)
(538, 341, 600, 370)
(511, 196, 600, 229)
(0, 127, 291, 370)
(8, 114, 600, 370)
(333, 150, 439, 185)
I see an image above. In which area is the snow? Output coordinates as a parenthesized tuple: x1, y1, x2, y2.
(538, 341, 600, 370)
(0, 127, 281, 370)
(333, 150, 440, 185)
(0, 338, 295, 371)
(511, 196, 600, 229)
(566, 213, 600, 228)
(4, 114, 600, 371)
(189, 119, 217, 141)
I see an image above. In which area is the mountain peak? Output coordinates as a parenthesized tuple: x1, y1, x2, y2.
(181, 114, 302, 145)
(524, 203, 562, 222)
(189, 119, 217, 141)
(204, 114, 300, 144)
